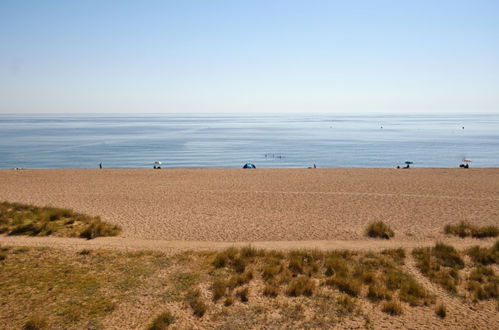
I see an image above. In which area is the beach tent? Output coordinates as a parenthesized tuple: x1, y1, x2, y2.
(243, 163, 256, 169)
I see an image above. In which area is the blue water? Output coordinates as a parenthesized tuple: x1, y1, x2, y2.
(0, 114, 498, 169)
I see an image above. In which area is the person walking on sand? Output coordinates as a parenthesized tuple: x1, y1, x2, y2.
(99, 162, 102, 169)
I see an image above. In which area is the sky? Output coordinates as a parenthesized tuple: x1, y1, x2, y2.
(1, 0, 498, 114)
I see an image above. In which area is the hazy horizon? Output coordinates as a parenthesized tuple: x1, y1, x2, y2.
(1, 1, 498, 114)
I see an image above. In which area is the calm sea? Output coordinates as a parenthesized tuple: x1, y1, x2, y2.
(0, 114, 498, 169)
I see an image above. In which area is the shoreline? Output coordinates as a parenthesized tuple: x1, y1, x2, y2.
(3, 166, 499, 170)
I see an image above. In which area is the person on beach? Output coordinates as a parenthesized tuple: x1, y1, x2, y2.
(99, 162, 102, 169)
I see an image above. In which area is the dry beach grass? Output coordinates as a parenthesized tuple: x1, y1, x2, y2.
(0, 244, 497, 329)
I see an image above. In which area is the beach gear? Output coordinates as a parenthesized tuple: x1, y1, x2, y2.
(243, 163, 256, 169)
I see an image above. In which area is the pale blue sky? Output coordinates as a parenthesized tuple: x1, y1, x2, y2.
(1, 0, 498, 114)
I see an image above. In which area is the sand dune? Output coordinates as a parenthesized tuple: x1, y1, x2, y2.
(1, 168, 498, 243)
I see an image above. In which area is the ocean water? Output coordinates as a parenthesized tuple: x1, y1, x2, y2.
(0, 113, 498, 169)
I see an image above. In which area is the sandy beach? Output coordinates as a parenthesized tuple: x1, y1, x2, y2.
(1, 169, 498, 329)
(1, 168, 498, 244)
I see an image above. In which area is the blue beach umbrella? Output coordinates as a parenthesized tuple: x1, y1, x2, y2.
(243, 163, 256, 169)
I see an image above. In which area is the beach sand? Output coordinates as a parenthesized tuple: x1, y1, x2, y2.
(0, 168, 498, 244)
(1, 168, 498, 329)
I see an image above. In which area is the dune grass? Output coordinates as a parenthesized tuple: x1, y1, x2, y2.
(413, 243, 464, 293)
(366, 221, 395, 239)
(148, 311, 175, 330)
(22, 315, 48, 330)
(465, 241, 498, 302)
(467, 243, 499, 265)
(0, 247, 166, 329)
(381, 301, 403, 315)
(207, 246, 433, 318)
(5, 243, 494, 328)
(186, 289, 207, 317)
(435, 304, 446, 318)
(444, 221, 498, 238)
(0, 201, 120, 239)
(414, 241, 498, 303)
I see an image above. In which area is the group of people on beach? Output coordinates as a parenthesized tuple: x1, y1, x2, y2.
(95, 161, 471, 170)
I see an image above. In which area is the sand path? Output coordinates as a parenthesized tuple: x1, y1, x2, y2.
(0, 236, 495, 255)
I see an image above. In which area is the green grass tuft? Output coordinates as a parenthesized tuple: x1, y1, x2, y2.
(0, 201, 120, 239)
(435, 304, 446, 318)
(235, 287, 249, 302)
(263, 283, 279, 298)
(444, 221, 498, 238)
(286, 276, 315, 297)
(212, 278, 227, 301)
(79, 219, 121, 239)
(381, 301, 403, 315)
(186, 289, 207, 317)
(467, 245, 498, 265)
(367, 285, 392, 302)
(22, 315, 48, 330)
(413, 243, 463, 293)
(325, 277, 362, 297)
(366, 221, 394, 239)
(148, 310, 175, 329)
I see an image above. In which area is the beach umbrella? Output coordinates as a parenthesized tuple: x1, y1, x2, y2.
(154, 161, 162, 165)
(243, 163, 256, 169)
(463, 158, 472, 162)
(405, 161, 413, 165)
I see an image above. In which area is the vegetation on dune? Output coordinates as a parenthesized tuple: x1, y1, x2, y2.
(3, 242, 497, 328)
(366, 221, 395, 239)
(465, 241, 498, 302)
(435, 304, 446, 318)
(381, 301, 403, 315)
(444, 221, 498, 238)
(414, 241, 498, 304)
(186, 289, 207, 317)
(0, 247, 166, 329)
(0, 201, 120, 239)
(208, 246, 433, 318)
(148, 311, 175, 329)
(22, 315, 48, 330)
(413, 243, 464, 293)
(466, 266, 498, 301)
(467, 243, 499, 265)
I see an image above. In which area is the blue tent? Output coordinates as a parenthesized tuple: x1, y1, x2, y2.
(243, 163, 256, 169)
